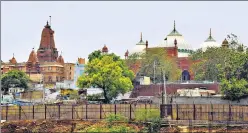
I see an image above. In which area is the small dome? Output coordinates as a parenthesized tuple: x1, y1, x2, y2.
(57, 55, 64, 64)
(222, 38, 228, 45)
(9, 56, 17, 64)
(27, 48, 39, 63)
(201, 29, 220, 51)
(102, 45, 108, 53)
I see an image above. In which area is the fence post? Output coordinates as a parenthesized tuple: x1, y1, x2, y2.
(229, 103, 231, 121)
(6, 105, 8, 121)
(100, 104, 102, 119)
(19, 105, 21, 120)
(129, 104, 132, 120)
(176, 104, 179, 120)
(45, 104, 47, 119)
(211, 102, 213, 121)
(33, 105, 35, 119)
(86, 104, 88, 120)
(72, 105, 74, 120)
(114, 104, 117, 117)
(193, 103, 196, 120)
(58, 104, 61, 119)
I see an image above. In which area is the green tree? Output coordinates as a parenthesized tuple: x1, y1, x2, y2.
(221, 78, 248, 101)
(88, 50, 102, 62)
(1, 70, 30, 94)
(77, 53, 134, 103)
(127, 48, 181, 83)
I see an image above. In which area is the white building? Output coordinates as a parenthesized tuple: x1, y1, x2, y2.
(201, 29, 220, 52)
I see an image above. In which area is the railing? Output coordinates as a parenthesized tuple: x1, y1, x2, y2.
(161, 104, 248, 121)
(1, 103, 159, 121)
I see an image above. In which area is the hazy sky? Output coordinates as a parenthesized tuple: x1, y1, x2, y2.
(2, 1, 248, 63)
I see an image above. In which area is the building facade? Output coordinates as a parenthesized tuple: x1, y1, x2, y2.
(73, 58, 85, 89)
(1, 20, 76, 87)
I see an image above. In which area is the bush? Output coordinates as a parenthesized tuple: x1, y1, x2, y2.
(134, 108, 161, 132)
(134, 108, 160, 122)
(105, 113, 128, 124)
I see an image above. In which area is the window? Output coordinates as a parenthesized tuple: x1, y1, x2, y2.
(70, 67, 71, 70)
(56, 76, 59, 82)
(49, 76, 52, 82)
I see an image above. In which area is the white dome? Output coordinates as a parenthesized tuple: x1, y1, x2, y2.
(130, 45, 146, 54)
(201, 29, 220, 52)
(130, 33, 146, 54)
(159, 21, 192, 57)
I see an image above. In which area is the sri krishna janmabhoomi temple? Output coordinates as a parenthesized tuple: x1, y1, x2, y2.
(1, 21, 76, 86)
(124, 21, 229, 81)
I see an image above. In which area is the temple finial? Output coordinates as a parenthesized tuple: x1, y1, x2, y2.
(13, 53, 14, 57)
(46, 21, 49, 26)
(61, 51, 62, 55)
(49, 16, 51, 27)
(174, 20, 176, 31)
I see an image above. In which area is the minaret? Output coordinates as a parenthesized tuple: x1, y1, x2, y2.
(125, 50, 129, 59)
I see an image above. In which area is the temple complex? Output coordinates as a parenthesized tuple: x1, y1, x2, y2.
(126, 21, 229, 81)
(1, 20, 73, 86)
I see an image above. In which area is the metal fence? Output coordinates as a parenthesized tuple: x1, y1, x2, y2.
(1, 104, 159, 121)
(161, 104, 248, 122)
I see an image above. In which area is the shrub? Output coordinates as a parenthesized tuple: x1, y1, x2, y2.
(105, 113, 128, 124)
(134, 108, 160, 122)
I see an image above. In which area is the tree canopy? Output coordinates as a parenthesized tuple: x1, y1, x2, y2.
(126, 48, 181, 83)
(78, 50, 135, 103)
(189, 34, 248, 101)
(1, 70, 30, 94)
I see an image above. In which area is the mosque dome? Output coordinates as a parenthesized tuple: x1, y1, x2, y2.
(130, 32, 147, 54)
(201, 29, 220, 51)
(160, 21, 192, 57)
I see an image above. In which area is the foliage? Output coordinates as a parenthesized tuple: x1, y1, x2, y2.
(127, 48, 181, 83)
(134, 108, 160, 122)
(105, 113, 128, 124)
(87, 93, 103, 101)
(69, 90, 80, 100)
(83, 122, 138, 133)
(189, 34, 248, 100)
(78, 51, 135, 103)
(1, 70, 30, 94)
(134, 108, 161, 132)
(221, 78, 248, 101)
(88, 50, 102, 62)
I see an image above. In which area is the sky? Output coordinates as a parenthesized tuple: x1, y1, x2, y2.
(2, 1, 248, 63)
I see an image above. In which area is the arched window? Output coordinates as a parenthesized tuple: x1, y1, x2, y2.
(182, 70, 190, 81)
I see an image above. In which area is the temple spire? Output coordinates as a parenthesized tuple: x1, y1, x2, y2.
(49, 16, 51, 27)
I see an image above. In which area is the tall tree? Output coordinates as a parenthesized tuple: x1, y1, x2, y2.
(77, 52, 134, 103)
(1, 70, 30, 94)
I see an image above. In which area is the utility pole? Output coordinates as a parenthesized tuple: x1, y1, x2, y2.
(161, 69, 167, 105)
(153, 61, 156, 84)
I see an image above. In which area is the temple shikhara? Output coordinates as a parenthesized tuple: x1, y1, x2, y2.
(1, 20, 76, 86)
(125, 21, 229, 81)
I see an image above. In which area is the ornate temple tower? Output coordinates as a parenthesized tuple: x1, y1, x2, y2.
(37, 21, 59, 62)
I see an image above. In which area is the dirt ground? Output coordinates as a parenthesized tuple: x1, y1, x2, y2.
(160, 126, 248, 133)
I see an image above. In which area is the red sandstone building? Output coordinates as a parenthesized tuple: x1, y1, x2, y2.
(1, 21, 75, 86)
